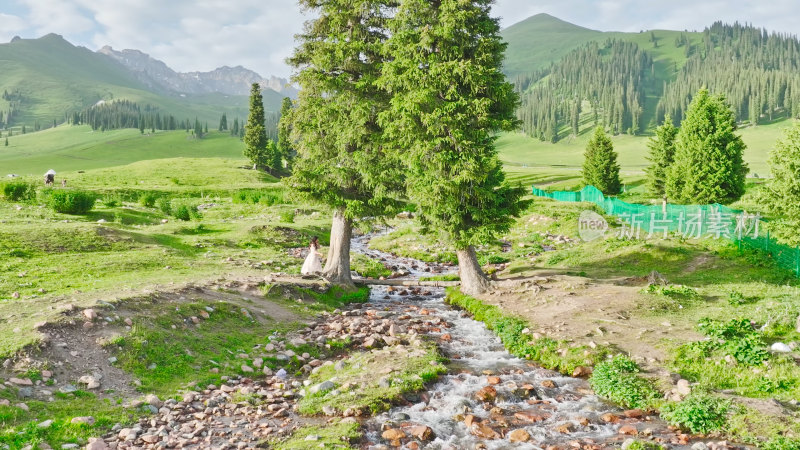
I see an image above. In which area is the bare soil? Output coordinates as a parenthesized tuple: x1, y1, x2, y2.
(1, 282, 300, 402)
(486, 272, 702, 379)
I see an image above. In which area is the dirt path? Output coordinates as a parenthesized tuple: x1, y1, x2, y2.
(486, 272, 701, 377)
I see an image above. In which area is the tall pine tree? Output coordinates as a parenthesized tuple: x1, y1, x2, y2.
(380, 0, 527, 295)
(665, 88, 748, 204)
(645, 117, 678, 197)
(244, 83, 268, 169)
(277, 97, 295, 171)
(219, 113, 228, 131)
(288, 0, 404, 287)
(761, 123, 800, 245)
(582, 126, 621, 195)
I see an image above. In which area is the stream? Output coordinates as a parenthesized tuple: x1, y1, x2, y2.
(350, 233, 711, 450)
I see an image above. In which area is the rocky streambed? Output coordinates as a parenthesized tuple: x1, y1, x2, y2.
(75, 233, 741, 449)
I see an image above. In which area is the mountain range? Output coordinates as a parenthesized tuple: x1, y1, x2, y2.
(0, 34, 288, 129)
(2, 14, 797, 142)
(97, 46, 297, 98)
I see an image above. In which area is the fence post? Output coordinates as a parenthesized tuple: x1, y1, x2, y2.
(796, 247, 800, 277)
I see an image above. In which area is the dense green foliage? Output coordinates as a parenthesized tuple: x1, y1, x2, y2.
(1, 180, 35, 202)
(243, 83, 279, 171)
(659, 22, 800, 126)
(582, 127, 621, 195)
(665, 88, 747, 204)
(661, 394, 730, 434)
(277, 97, 295, 170)
(380, 0, 527, 249)
(762, 123, 800, 245)
(645, 118, 677, 197)
(508, 21, 800, 142)
(75, 100, 182, 132)
(589, 355, 660, 410)
(287, 0, 403, 220)
(516, 40, 652, 140)
(46, 190, 97, 214)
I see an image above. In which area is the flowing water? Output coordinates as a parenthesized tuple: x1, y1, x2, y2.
(351, 233, 705, 450)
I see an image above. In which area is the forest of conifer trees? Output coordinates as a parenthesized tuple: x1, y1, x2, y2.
(514, 22, 800, 142)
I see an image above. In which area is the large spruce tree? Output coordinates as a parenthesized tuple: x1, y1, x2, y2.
(762, 123, 800, 245)
(582, 126, 621, 195)
(380, 0, 527, 295)
(665, 88, 748, 204)
(244, 83, 268, 169)
(287, 0, 404, 287)
(277, 97, 295, 170)
(645, 117, 678, 197)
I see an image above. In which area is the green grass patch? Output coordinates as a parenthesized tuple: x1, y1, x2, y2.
(270, 420, 361, 450)
(351, 253, 391, 279)
(419, 274, 460, 282)
(297, 343, 446, 416)
(589, 355, 660, 410)
(0, 389, 133, 449)
(660, 394, 730, 435)
(296, 286, 371, 312)
(111, 301, 301, 395)
(445, 288, 609, 374)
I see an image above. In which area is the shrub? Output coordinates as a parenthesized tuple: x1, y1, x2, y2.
(590, 355, 660, 410)
(2, 181, 35, 202)
(660, 394, 730, 434)
(139, 193, 157, 208)
(279, 209, 295, 223)
(47, 190, 97, 214)
(172, 203, 200, 221)
(103, 196, 120, 207)
(694, 317, 769, 366)
(157, 197, 172, 215)
(763, 437, 800, 450)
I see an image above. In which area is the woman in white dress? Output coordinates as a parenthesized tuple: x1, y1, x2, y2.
(301, 236, 323, 275)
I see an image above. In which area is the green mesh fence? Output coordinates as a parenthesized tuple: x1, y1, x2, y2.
(532, 185, 800, 277)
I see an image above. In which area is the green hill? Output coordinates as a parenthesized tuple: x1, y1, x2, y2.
(0, 125, 245, 175)
(501, 16, 800, 144)
(0, 34, 282, 131)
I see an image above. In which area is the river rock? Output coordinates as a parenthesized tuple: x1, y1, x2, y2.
(309, 380, 335, 394)
(572, 366, 592, 377)
(71, 416, 95, 425)
(145, 394, 162, 407)
(475, 386, 497, 402)
(10, 377, 32, 386)
(83, 309, 97, 321)
(78, 376, 100, 390)
(619, 425, 638, 435)
(471, 423, 500, 439)
(555, 422, 574, 433)
(85, 437, 108, 450)
(487, 376, 501, 385)
(382, 428, 406, 441)
(676, 379, 691, 396)
(771, 342, 792, 353)
(514, 411, 547, 423)
(541, 379, 557, 388)
(509, 428, 531, 443)
(409, 425, 434, 441)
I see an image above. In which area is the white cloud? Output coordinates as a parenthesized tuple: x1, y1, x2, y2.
(0, 13, 27, 42)
(2, 0, 800, 78)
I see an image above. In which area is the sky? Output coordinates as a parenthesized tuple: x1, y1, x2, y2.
(0, 0, 798, 79)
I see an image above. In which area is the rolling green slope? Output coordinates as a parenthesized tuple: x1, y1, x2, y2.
(0, 35, 281, 130)
(496, 118, 796, 179)
(501, 14, 702, 80)
(0, 125, 246, 175)
(500, 14, 604, 78)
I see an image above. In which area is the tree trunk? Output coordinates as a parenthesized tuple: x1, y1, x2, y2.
(456, 246, 491, 296)
(323, 208, 355, 289)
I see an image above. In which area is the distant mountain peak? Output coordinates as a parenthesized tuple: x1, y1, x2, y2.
(98, 46, 297, 98)
(504, 13, 598, 33)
